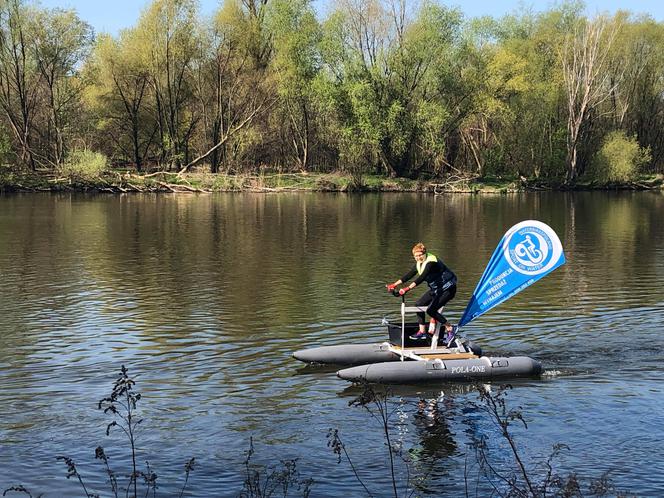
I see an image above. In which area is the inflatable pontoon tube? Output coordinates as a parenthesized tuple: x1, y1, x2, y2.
(293, 343, 398, 365)
(336, 356, 542, 384)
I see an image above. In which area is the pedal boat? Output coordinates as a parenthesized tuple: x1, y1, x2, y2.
(293, 304, 542, 384)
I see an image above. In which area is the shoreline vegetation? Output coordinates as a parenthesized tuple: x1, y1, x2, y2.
(1, 168, 663, 194)
(1, 1, 663, 194)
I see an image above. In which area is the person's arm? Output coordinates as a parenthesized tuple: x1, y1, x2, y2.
(387, 265, 416, 292)
(394, 265, 419, 295)
(400, 265, 417, 283)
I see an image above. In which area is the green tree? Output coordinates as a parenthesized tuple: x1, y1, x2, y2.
(467, 7, 576, 179)
(604, 13, 664, 172)
(135, 0, 199, 170)
(320, 0, 462, 178)
(267, 0, 321, 171)
(387, 1, 463, 177)
(32, 8, 93, 167)
(429, 15, 493, 177)
(86, 30, 155, 171)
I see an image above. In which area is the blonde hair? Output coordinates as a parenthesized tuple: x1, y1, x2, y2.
(412, 242, 426, 254)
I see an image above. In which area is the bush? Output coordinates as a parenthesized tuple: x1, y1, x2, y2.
(590, 131, 651, 183)
(60, 149, 108, 180)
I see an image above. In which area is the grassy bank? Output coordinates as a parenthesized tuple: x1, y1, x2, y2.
(1, 168, 663, 194)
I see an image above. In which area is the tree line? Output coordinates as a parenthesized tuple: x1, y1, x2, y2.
(0, 0, 663, 183)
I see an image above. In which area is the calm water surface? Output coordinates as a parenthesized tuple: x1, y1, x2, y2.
(1, 192, 663, 496)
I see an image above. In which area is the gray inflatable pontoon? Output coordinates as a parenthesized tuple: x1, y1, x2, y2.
(293, 321, 542, 384)
(292, 322, 482, 366)
(293, 343, 399, 365)
(336, 356, 542, 384)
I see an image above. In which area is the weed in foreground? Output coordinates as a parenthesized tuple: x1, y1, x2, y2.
(468, 384, 621, 498)
(3, 365, 194, 498)
(328, 383, 421, 498)
(330, 382, 627, 498)
(3, 375, 629, 497)
(239, 437, 313, 498)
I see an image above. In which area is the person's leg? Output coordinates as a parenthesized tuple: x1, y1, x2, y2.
(426, 286, 457, 325)
(415, 291, 434, 332)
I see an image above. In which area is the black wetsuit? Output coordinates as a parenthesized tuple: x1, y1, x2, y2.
(401, 254, 457, 325)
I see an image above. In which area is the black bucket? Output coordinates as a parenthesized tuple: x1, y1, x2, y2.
(386, 322, 431, 347)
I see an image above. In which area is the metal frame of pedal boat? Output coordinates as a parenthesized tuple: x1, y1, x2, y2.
(388, 296, 478, 362)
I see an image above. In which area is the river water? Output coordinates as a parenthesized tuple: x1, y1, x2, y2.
(1, 192, 663, 497)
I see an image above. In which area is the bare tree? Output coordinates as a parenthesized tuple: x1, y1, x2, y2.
(0, 0, 39, 169)
(561, 16, 621, 182)
(186, 6, 276, 175)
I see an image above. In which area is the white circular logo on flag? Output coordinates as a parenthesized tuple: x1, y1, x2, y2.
(503, 221, 563, 275)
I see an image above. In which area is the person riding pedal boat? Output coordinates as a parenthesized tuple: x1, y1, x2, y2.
(386, 243, 458, 344)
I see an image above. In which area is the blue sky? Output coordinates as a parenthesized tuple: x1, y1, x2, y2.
(38, 0, 664, 36)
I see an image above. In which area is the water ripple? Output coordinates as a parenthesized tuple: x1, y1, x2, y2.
(1, 192, 664, 496)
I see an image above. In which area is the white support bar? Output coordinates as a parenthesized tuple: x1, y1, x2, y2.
(398, 303, 446, 359)
(400, 301, 405, 361)
(403, 306, 429, 313)
(430, 321, 442, 351)
(388, 345, 424, 361)
(403, 305, 445, 314)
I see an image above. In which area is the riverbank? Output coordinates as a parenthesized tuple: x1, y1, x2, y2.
(1, 169, 663, 193)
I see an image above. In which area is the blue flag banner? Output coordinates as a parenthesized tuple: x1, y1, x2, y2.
(458, 220, 566, 327)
